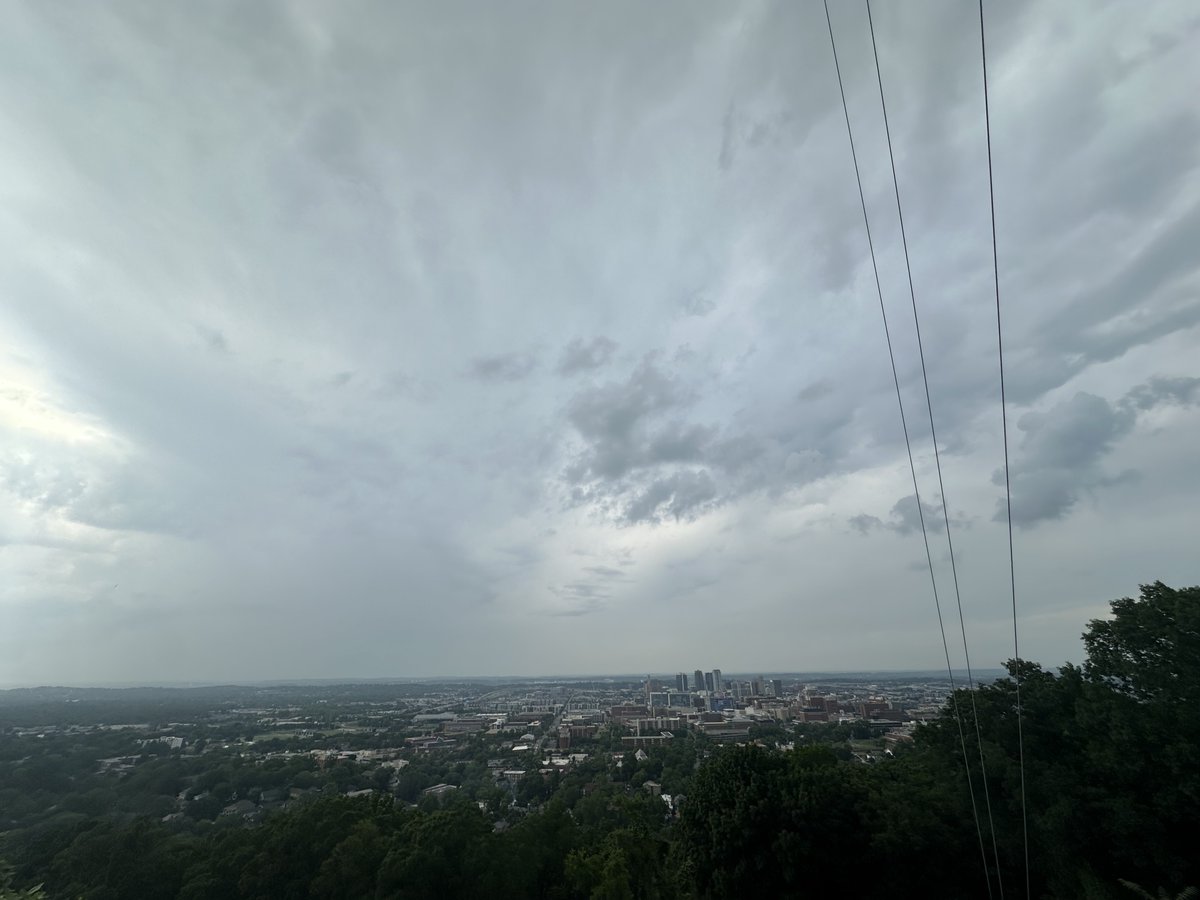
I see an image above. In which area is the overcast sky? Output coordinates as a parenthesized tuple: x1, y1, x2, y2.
(2, 1, 1197, 685)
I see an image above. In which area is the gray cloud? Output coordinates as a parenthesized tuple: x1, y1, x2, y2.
(1008, 206, 1200, 402)
(583, 565, 627, 580)
(1001, 393, 1134, 525)
(546, 582, 608, 617)
(680, 291, 717, 317)
(717, 98, 810, 175)
(0, 0, 1197, 682)
(888, 494, 948, 536)
(542, 558, 639, 617)
(850, 495, 954, 537)
(717, 102, 736, 172)
(565, 357, 696, 482)
(468, 352, 539, 383)
(1001, 378, 1200, 526)
(1120, 375, 1200, 411)
(798, 380, 834, 402)
(625, 469, 719, 524)
(560, 349, 855, 525)
(549, 585, 609, 619)
(849, 513, 883, 535)
(563, 357, 818, 524)
(556, 336, 618, 375)
(196, 325, 229, 354)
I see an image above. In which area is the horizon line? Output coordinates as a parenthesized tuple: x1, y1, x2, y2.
(0, 667, 1012, 692)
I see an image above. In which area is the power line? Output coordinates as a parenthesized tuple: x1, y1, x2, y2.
(978, 1, 1030, 896)
(863, 1, 1004, 893)
(822, 3, 993, 896)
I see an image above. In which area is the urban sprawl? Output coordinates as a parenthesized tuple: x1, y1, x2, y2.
(1, 670, 961, 826)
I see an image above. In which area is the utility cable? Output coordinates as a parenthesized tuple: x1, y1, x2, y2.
(978, 2, 1031, 895)
(864, 1, 1005, 893)
(822, 3, 994, 895)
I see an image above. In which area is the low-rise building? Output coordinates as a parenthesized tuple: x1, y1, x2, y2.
(621, 732, 673, 749)
(422, 783, 458, 801)
(443, 716, 488, 735)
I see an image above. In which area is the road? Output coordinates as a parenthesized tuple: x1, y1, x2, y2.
(536, 694, 574, 753)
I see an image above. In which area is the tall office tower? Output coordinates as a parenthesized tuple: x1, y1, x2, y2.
(772, 678, 784, 698)
(704, 672, 715, 692)
(694, 670, 705, 694)
(712, 669, 723, 694)
(752, 677, 764, 696)
(676, 672, 688, 692)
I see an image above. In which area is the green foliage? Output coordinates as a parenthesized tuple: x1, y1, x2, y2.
(913, 581, 1200, 897)
(1118, 882, 1199, 900)
(678, 744, 870, 899)
(745, 721, 790, 746)
(1085, 582, 1200, 704)
(565, 827, 677, 900)
(0, 859, 46, 900)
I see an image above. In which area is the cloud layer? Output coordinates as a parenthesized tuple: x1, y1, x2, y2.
(1, 1, 1198, 683)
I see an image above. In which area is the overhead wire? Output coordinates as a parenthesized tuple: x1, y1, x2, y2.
(978, 1, 1031, 896)
(863, 1, 1005, 892)
(821, 2, 994, 896)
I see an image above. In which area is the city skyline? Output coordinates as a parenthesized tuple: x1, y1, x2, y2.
(0, 665, 1018, 692)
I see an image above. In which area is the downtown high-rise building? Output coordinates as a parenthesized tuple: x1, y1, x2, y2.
(694, 670, 705, 694)
(676, 672, 689, 692)
(644, 677, 666, 704)
(704, 672, 715, 692)
(712, 669, 723, 694)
